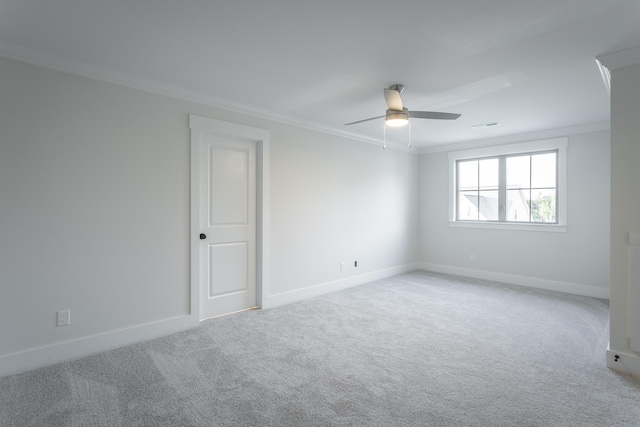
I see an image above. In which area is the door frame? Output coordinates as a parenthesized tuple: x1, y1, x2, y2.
(189, 114, 270, 321)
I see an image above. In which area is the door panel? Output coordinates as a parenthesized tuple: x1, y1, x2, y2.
(208, 242, 248, 297)
(200, 134, 256, 319)
(209, 147, 249, 225)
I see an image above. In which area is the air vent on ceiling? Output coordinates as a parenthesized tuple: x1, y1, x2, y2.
(471, 122, 499, 129)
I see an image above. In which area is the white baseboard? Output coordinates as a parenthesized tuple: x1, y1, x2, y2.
(0, 262, 419, 377)
(607, 346, 640, 376)
(264, 262, 422, 309)
(418, 262, 610, 300)
(4, 262, 604, 378)
(0, 315, 197, 378)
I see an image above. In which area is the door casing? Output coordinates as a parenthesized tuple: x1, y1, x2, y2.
(189, 114, 270, 321)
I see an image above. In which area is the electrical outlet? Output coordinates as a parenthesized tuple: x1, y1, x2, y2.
(57, 309, 71, 327)
(470, 254, 476, 263)
(340, 262, 345, 271)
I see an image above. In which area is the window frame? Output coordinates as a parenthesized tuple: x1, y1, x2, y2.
(448, 138, 567, 232)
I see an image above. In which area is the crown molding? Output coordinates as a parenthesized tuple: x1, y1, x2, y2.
(597, 46, 640, 71)
(0, 40, 611, 157)
(595, 59, 611, 94)
(417, 121, 610, 155)
(0, 41, 418, 153)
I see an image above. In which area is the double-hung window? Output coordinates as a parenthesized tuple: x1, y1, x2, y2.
(449, 138, 567, 232)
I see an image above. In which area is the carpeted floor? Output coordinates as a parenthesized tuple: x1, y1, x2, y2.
(1, 270, 640, 426)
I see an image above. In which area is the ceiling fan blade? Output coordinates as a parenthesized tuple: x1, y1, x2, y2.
(408, 111, 461, 120)
(344, 115, 386, 126)
(384, 88, 403, 111)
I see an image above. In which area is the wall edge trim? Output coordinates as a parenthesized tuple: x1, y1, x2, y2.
(0, 315, 198, 378)
(417, 262, 610, 299)
(607, 345, 640, 377)
(263, 262, 422, 309)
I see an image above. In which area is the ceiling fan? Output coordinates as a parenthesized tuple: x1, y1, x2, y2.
(345, 84, 461, 127)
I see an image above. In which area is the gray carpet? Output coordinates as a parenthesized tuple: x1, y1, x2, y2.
(2, 270, 640, 426)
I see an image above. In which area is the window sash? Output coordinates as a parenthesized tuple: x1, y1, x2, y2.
(455, 150, 558, 224)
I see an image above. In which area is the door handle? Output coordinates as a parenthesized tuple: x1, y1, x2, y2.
(199, 233, 207, 240)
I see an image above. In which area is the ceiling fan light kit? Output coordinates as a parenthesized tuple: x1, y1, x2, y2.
(385, 109, 409, 127)
(345, 84, 461, 147)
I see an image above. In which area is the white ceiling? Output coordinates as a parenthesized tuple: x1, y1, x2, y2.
(1, 0, 639, 148)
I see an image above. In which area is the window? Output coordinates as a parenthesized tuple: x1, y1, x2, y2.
(449, 138, 567, 232)
(457, 151, 557, 223)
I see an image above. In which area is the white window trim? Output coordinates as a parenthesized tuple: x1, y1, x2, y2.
(448, 137, 568, 232)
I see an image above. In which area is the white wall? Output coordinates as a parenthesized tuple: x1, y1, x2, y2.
(0, 56, 419, 375)
(0, 52, 617, 376)
(270, 127, 419, 297)
(0, 57, 192, 358)
(419, 130, 610, 298)
(608, 62, 640, 375)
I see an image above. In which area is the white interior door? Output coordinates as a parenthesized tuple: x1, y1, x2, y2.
(199, 134, 256, 319)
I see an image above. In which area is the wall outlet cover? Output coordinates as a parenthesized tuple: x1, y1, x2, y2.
(57, 310, 71, 327)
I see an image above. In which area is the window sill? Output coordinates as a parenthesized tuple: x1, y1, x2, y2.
(449, 221, 567, 233)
